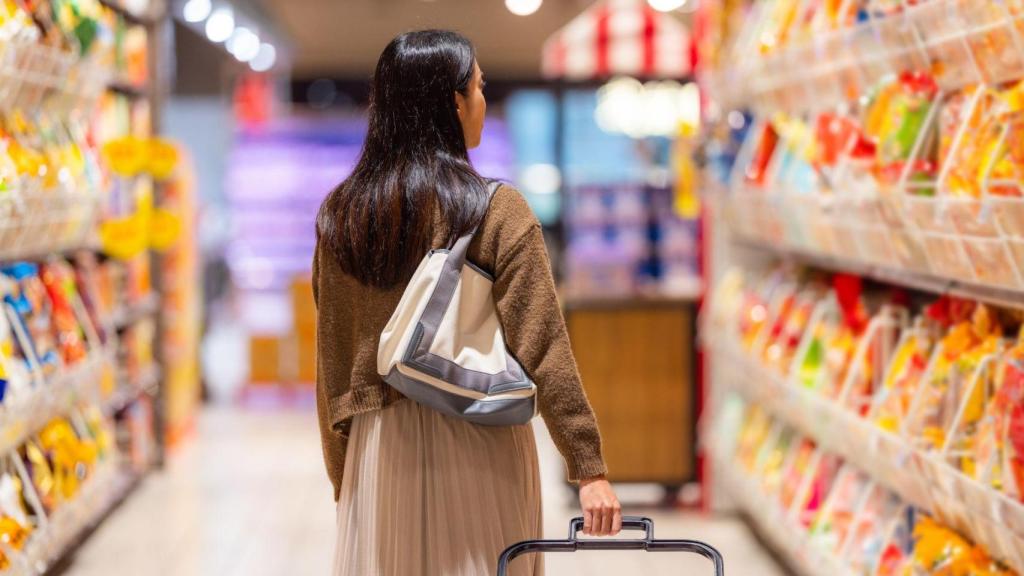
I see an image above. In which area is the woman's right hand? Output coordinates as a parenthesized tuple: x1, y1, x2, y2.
(578, 476, 622, 536)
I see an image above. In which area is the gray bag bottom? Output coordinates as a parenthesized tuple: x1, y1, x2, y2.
(383, 367, 536, 426)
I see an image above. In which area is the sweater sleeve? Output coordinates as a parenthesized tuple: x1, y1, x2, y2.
(313, 243, 349, 500)
(492, 221, 608, 482)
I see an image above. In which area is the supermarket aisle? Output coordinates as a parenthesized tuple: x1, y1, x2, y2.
(64, 404, 784, 576)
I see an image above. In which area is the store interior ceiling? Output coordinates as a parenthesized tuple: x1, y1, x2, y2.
(262, 0, 687, 79)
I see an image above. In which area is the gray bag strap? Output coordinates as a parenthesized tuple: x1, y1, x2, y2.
(447, 180, 502, 269)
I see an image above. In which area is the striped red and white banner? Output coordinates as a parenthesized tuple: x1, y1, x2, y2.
(542, 0, 693, 80)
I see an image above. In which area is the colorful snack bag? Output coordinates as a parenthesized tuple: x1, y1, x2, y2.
(796, 452, 841, 528)
(780, 438, 816, 510)
(765, 290, 818, 375)
(911, 303, 1003, 453)
(744, 122, 779, 187)
(975, 326, 1024, 500)
(874, 315, 940, 433)
(41, 260, 89, 364)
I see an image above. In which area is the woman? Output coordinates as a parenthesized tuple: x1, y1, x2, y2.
(313, 30, 621, 576)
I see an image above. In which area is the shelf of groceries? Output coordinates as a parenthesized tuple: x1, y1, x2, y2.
(709, 398, 1018, 576)
(701, 0, 1024, 574)
(706, 267, 1024, 574)
(701, 0, 1024, 307)
(705, 0, 1024, 113)
(0, 1, 164, 572)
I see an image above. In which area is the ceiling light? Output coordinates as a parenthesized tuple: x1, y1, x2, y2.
(205, 8, 234, 43)
(228, 27, 260, 61)
(505, 0, 542, 16)
(648, 0, 687, 12)
(250, 43, 277, 72)
(182, 0, 211, 23)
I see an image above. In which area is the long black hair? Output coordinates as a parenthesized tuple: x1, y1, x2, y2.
(316, 30, 489, 289)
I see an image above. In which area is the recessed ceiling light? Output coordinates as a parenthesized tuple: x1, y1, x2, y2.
(183, 0, 211, 23)
(228, 27, 260, 62)
(505, 0, 542, 16)
(250, 43, 277, 72)
(205, 8, 234, 43)
(648, 0, 687, 12)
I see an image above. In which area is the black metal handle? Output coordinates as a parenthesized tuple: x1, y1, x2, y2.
(569, 516, 654, 541)
(497, 516, 725, 576)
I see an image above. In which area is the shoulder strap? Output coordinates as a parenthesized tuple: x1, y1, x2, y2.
(448, 180, 502, 266)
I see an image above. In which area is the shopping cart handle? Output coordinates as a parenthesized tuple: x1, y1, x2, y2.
(497, 516, 725, 576)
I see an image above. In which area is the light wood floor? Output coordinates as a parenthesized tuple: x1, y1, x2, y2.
(63, 405, 787, 576)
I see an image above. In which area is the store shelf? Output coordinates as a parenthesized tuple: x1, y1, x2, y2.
(110, 293, 159, 331)
(722, 190, 1024, 310)
(710, 338, 1024, 573)
(105, 365, 160, 415)
(0, 348, 110, 460)
(15, 462, 138, 575)
(708, 0, 1024, 112)
(732, 234, 1024, 310)
(709, 447, 851, 576)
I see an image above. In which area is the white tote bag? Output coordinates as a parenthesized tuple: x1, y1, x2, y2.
(377, 182, 537, 425)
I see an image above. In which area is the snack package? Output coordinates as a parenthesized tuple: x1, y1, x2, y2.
(874, 318, 937, 433)
(864, 73, 940, 192)
(799, 278, 869, 397)
(20, 440, 55, 513)
(39, 416, 98, 501)
(876, 507, 916, 576)
(744, 122, 779, 187)
(844, 487, 902, 574)
(759, 287, 796, 366)
(779, 438, 816, 510)
(1, 264, 60, 379)
(809, 467, 870, 553)
(764, 289, 818, 375)
(974, 325, 1024, 500)
(759, 428, 795, 497)
(983, 81, 1024, 197)
(0, 470, 32, 570)
(738, 288, 770, 350)
(757, 0, 802, 54)
(81, 405, 114, 459)
(0, 306, 30, 403)
(737, 406, 774, 471)
(911, 516, 1014, 575)
(772, 114, 820, 194)
(41, 260, 88, 365)
(795, 452, 841, 528)
(72, 252, 108, 346)
(910, 303, 1003, 453)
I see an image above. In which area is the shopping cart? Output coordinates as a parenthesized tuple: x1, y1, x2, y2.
(497, 516, 725, 575)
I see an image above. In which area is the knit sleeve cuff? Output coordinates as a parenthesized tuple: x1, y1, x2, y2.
(565, 453, 608, 483)
(328, 395, 347, 434)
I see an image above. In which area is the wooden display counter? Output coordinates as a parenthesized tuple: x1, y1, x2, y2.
(565, 294, 698, 488)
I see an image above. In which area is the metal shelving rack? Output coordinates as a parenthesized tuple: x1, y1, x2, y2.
(701, 0, 1024, 574)
(0, 0, 172, 572)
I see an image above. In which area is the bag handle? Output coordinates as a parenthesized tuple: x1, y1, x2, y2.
(496, 516, 725, 576)
(447, 179, 502, 268)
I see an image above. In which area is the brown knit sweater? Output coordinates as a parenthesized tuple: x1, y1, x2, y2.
(312, 184, 607, 501)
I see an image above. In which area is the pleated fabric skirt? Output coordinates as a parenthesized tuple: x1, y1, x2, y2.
(332, 399, 544, 576)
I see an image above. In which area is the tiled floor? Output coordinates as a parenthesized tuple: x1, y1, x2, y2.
(62, 405, 787, 576)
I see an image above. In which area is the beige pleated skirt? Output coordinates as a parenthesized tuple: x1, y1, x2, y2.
(332, 399, 544, 576)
